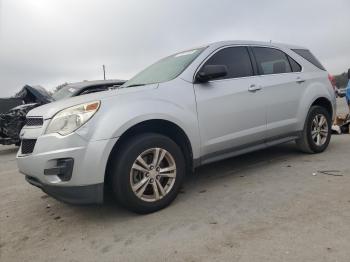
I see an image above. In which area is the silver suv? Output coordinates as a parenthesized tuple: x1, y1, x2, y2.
(17, 41, 336, 213)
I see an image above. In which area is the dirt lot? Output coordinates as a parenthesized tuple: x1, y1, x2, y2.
(1, 100, 350, 262)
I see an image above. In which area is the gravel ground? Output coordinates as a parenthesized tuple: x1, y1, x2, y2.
(0, 99, 349, 262)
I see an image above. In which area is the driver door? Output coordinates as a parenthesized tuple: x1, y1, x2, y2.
(193, 46, 267, 162)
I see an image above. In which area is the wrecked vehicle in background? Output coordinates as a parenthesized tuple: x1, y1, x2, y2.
(0, 80, 125, 146)
(51, 79, 126, 100)
(0, 85, 52, 145)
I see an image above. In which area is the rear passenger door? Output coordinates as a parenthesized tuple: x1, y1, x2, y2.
(194, 46, 267, 161)
(252, 47, 304, 141)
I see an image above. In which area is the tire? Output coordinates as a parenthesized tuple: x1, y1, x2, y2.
(110, 133, 186, 214)
(296, 105, 332, 154)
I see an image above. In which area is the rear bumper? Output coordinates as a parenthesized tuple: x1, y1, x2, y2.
(25, 175, 104, 204)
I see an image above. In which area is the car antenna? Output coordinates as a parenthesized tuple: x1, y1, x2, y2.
(102, 65, 106, 80)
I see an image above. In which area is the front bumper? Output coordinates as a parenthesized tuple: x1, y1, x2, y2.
(17, 128, 118, 204)
(26, 175, 104, 204)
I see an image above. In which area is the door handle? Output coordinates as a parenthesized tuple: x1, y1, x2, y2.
(296, 77, 306, 84)
(248, 84, 262, 92)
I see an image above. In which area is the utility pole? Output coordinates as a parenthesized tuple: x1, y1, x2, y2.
(102, 65, 106, 80)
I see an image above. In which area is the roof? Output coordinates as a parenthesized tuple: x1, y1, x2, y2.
(207, 40, 306, 50)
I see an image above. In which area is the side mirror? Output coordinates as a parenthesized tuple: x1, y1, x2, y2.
(348, 69, 350, 79)
(196, 65, 228, 83)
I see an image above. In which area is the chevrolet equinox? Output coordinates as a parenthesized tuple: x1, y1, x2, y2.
(17, 41, 336, 213)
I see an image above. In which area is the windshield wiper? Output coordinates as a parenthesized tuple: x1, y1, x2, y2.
(124, 84, 146, 88)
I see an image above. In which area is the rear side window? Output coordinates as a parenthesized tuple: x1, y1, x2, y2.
(292, 49, 326, 70)
(288, 56, 302, 72)
(253, 47, 292, 75)
(203, 46, 253, 79)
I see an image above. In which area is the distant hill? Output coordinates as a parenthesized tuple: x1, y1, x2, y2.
(334, 72, 348, 88)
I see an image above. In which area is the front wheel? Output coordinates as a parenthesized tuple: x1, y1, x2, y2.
(110, 133, 186, 214)
(296, 105, 332, 153)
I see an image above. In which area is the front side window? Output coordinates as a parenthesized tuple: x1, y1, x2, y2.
(202, 46, 253, 80)
(122, 47, 206, 88)
(253, 47, 292, 75)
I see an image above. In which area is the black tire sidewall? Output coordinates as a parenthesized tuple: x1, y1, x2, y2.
(305, 106, 332, 153)
(111, 133, 186, 213)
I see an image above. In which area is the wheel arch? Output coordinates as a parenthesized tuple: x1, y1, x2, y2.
(311, 97, 333, 118)
(298, 95, 334, 131)
(104, 119, 195, 187)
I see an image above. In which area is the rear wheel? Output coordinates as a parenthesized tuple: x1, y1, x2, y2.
(110, 133, 186, 214)
(296, 105, 331, 153)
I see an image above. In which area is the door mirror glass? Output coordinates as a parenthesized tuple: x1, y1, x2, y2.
(196, 65, 228, 83)
(348, 69, 350, 79)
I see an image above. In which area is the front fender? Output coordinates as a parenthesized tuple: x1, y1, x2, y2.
(76, 84, 201, 158)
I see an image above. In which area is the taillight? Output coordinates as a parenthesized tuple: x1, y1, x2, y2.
(328, 74, 336, 90)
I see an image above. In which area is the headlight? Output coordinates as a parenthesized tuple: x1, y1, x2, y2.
(45, 101, 100, 136)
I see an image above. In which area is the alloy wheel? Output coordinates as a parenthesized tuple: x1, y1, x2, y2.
(130, 148, 177, 202)
(311, 114, 329, 146)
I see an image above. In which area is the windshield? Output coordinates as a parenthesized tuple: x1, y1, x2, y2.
(122, 47, 206, 88)
(52, 86, 78, 100)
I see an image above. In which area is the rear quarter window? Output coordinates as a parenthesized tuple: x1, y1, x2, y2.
(287, 56, 302, 72)
(292, 49, 326, 71)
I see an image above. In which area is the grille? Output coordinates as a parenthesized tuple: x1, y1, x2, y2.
(21, 139, 37, 154)
(25, 117, 43, 126)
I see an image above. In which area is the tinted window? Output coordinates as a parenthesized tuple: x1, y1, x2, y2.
(203, 47, 253, 79)
(78, 85, 110, 95)
(288, 56, 302, 72)
(253, 47, 292, 75)
(292, 49, 325, 71)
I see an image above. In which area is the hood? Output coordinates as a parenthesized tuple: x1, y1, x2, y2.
(10, 103, 38, 111)
(27, 84, 158, 119)
(15, 85, 53, 104)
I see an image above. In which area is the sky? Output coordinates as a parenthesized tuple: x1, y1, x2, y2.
(0, 0, 350, 97)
